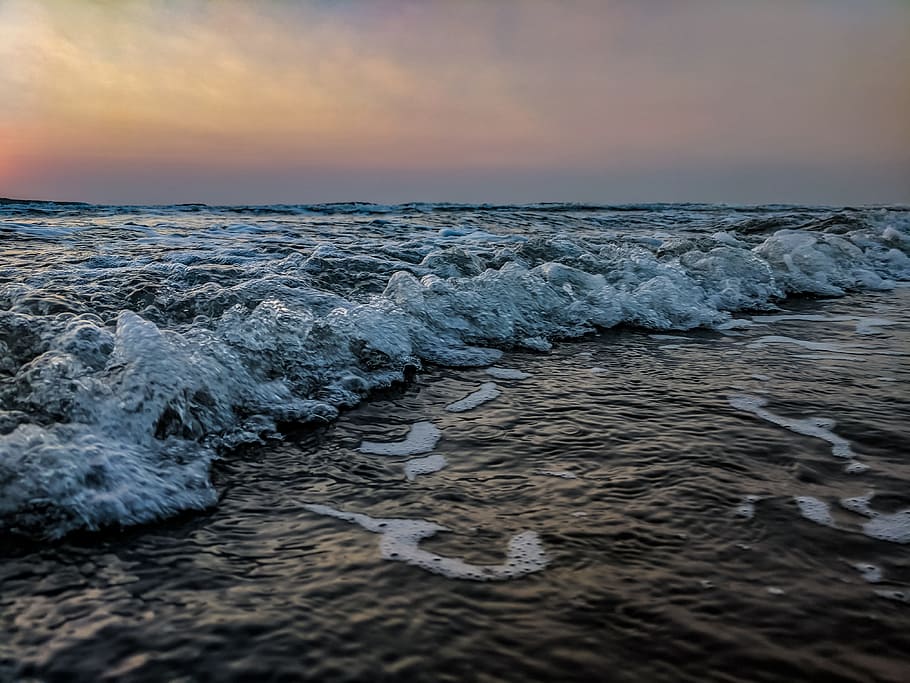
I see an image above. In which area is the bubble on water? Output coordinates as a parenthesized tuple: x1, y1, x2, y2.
(536, 470, 579, 479)
(863, 511, 910, 544)
(839, 492, 910, 544)
(874, 590, 908, 604)
(359, 421, 442, 457)
(852, 563, 883, 583)
(444, 382, 501, 413)
(485, 367, 531, 380)
(840, 492, 876, 517)
(303, 502, 548, 581)
(403, 454, 447, 481)
(794, 496, 837, 528)
(3, 204, 908, 538)
(729, 395, 857, 462)
(735, 496, 759, 519)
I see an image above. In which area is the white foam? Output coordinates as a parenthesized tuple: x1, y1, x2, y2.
(359, 421, 442, 456)
(521, 336, 551, 351)
(852, 563, 883, 583)
(845, 461, 870, 474)
(735, 495, 760, 519)
(863, 511, 910, 544)
(794, 496, 837, 527)
(485, 367, 531, 380)
(303, 503, 548, 581)
(712, 231, 747, 247)
(874, 590, 909, 604)
(751, 374, 770, 381)
(4, 204, 909, 538)
(403, 454, 447, 481)
(839, 492, 910, 544)
(589, 366, 608, 374)
(754, 230, 898, 296)
(0, 422, 218, 539)
(728, 395, 856, 462)
(536, 470, 579, 479)
(840, 492, 876, 516)
(444, 382, 501, 412)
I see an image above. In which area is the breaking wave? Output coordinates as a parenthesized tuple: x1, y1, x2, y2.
(1, 202, 908, 538)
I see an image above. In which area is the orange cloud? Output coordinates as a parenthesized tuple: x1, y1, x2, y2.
(1, 0, 547, 172)
(1, 0, 907, 202)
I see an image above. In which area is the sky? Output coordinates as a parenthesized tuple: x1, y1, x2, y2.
(1, 0, 908, 205)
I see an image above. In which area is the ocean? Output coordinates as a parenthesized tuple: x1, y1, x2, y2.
(1, 200, 908, 681)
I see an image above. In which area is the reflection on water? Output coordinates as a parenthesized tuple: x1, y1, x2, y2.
(2, 290, 909, 682)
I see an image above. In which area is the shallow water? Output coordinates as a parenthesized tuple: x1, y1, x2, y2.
(1, 289, 908, 682)
(1, 202, 909, 681)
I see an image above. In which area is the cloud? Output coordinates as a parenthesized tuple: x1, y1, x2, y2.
(1, 0, 908, 202)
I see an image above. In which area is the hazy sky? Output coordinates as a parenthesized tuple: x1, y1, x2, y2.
(1, 0, 908, 204)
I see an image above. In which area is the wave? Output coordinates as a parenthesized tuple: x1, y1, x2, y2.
(1, 207, 909, 539)
(3, 197, 908, 219)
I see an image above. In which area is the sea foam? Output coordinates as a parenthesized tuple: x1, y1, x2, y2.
(1, 203, 908, 538)
(445, 382, 501, 412)
(303, 503, 548, 581)
(728, 395, 863, 472)
(359, 422, 442, 457)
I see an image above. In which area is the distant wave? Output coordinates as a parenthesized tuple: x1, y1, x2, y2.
(4, 197, 906, 219)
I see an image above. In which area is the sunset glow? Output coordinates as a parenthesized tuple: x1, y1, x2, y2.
(1, 0, 908, 203)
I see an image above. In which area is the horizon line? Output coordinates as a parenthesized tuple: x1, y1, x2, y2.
(3, 196, 909, 211)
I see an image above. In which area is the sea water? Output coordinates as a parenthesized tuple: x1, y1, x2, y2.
(1, 200, 908, 681)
